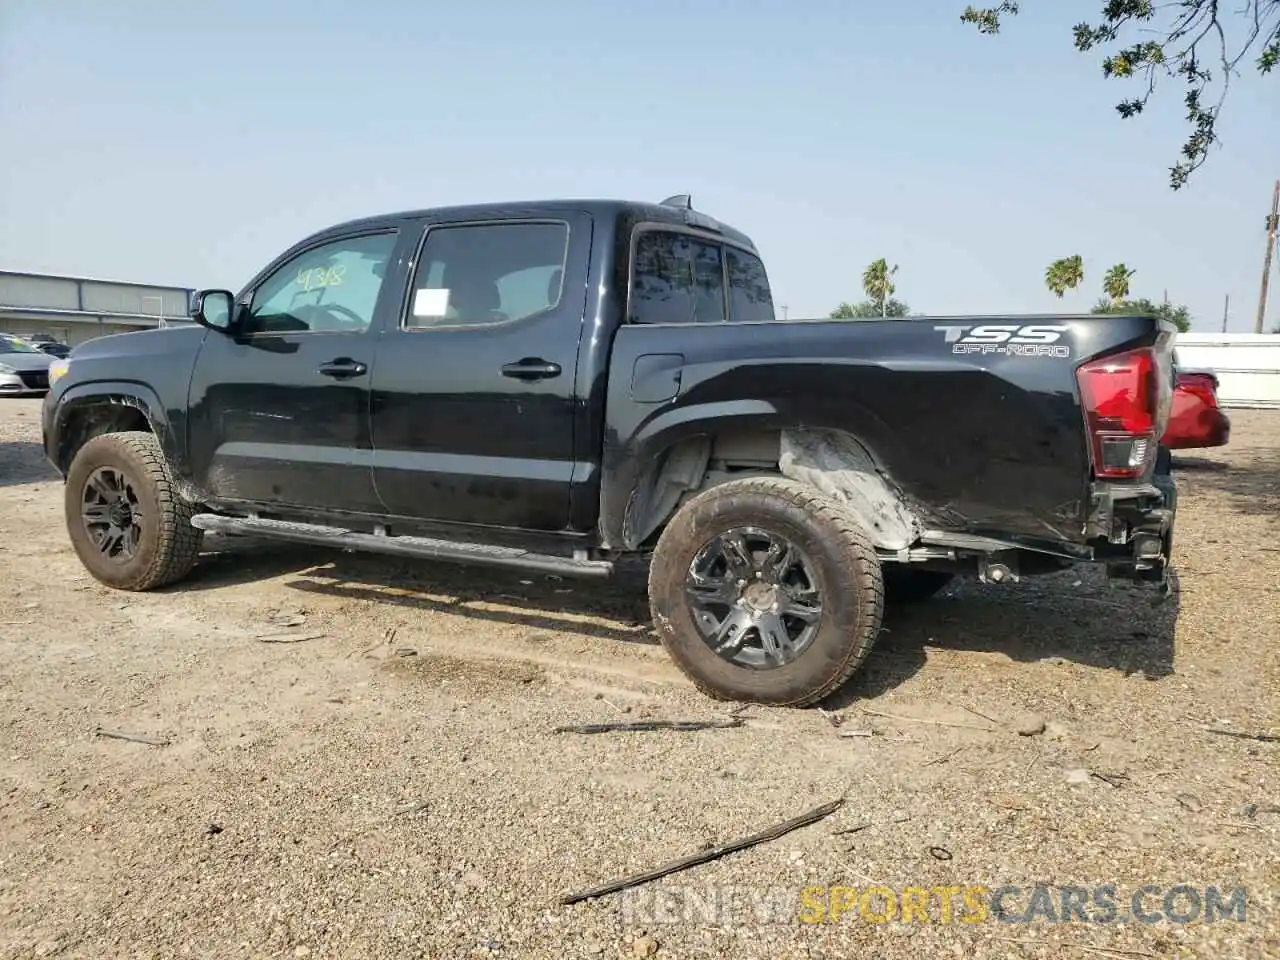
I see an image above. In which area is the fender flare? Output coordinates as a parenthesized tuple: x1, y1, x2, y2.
(51, 381, 179, 474)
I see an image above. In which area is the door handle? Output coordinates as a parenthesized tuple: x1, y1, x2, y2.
(501, 357, 561, 380)
(318, 357, 368, 379)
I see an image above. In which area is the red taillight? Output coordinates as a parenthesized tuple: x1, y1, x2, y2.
(1177, 374, 1219, 408)
(1077, 347, 1165, 479)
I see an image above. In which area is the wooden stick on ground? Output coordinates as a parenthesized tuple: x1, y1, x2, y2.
(923, 747, 964, 767)
(1202, 726, 1279, 743)
(553, 718, 744, 735)
(992, 940, 1158, 959)
(859, 708, 995, 733)
(1068, 947, 1160, 959)
(956, 703, 1001, 725)
(559, 798, 844, 905)
(93, 727, 170, 747)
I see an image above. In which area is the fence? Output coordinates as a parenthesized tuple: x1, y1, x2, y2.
(1173, 333, 1280, 409)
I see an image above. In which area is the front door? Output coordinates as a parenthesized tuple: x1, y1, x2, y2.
(187, 228, 406, 513)
(369, 213, 592, 530)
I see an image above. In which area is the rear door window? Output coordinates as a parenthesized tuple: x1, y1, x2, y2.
(630, 230, 727, 324)
(404, 221, 569, 329)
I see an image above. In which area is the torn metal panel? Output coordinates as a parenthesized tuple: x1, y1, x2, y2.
(623, 438, 711, 548)
(778, 429, 919, 550)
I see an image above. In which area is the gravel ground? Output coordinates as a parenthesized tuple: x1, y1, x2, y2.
(0, 396, 1277, 960)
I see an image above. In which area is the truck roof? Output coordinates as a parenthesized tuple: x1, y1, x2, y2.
(317, 197, 760, 253)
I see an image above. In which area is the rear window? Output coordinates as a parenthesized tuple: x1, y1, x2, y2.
(629, 229, 773, 324)
(726, 248, 775, 323)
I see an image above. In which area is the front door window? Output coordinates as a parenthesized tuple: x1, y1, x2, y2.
(243, 232, 399, 336)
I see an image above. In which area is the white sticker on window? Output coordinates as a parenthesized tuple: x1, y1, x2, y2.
(412, 287, 450, 317)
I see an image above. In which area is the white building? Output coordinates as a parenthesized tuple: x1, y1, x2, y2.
(1175, 332, 1280, 409)
(0, 269, 194, 347)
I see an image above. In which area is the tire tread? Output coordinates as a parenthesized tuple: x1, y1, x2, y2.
(66, 431, 201, 591)
(648, 476, 884, 707)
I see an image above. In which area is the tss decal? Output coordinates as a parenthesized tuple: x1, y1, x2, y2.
(934, 324, 1071, 358)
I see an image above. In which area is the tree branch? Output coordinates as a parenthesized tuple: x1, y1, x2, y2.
(963, 0, 1280, 188)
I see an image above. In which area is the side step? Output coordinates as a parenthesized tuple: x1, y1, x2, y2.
(190, 514, 615, 579)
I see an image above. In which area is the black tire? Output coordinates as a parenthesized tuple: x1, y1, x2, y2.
(648, 476, 884, 707)
(882, 567, 955, 604)
(64, 431, 202, 591)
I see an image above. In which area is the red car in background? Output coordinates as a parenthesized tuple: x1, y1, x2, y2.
(1161, 362, 1230, 449)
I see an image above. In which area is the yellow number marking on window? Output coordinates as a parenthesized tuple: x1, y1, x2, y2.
(295, 264, 347, 291)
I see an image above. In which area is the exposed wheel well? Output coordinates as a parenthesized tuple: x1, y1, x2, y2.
(57, 399, 153, 473)
(626, 427, 921, 552)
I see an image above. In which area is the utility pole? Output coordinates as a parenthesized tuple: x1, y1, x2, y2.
(780, 304, 789, 321)
(1257, 178, 1280, 333)
(1222, 294, 1229, 333)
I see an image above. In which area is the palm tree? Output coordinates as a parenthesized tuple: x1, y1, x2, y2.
(1045, 256, 1085, 299)
(862, 258, 899, 317)
(1102, 262, 1136, 303)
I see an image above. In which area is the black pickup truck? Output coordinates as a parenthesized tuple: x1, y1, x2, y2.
(42, 196, 1178, 707)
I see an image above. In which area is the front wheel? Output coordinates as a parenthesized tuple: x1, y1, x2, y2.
(648, 477, 884, 707)
(64, 431, 203, 591)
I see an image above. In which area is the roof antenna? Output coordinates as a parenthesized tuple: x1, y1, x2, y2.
(660, 194, 693, 210)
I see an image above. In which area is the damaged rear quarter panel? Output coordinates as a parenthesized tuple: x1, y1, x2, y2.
(600, 318, 1093, 548)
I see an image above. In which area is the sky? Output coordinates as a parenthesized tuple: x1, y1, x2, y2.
(1, 0, 1278, 331)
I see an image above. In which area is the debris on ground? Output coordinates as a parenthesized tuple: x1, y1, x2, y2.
(92, 727, 169, 747)
(859, 707, 995, 732)
(1089, 771, 1130, 789)
(922, 747, 963, 766)
(559, 798, 844, 904)
(552, 718, 745, 735)
(1236, 802, 1280, 819)
(837, 727, 876, 739)
(1201, 726, 1280, 743)
(265, 610, 307, 628)
(256, 632, 327, 643)
(1014, 714, 1047, 737)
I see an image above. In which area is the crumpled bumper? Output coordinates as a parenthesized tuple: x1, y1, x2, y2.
(1086, 450, 1177, 588)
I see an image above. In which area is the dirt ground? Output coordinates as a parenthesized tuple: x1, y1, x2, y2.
(0, 397, 1277, 960)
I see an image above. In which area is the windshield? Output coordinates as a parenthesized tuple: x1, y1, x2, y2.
(0, 336, 41, 355)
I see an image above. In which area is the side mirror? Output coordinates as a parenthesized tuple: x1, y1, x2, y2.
(191, 289, 236, 332)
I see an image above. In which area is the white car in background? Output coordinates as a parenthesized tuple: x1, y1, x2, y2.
(0, 334, 54, 395)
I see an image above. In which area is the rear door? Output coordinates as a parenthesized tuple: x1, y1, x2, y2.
(368, 211, 593, 530)
(187, 228, 407, 513)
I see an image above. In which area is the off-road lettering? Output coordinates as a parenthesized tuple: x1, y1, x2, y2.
(934, 324, 1070, 357)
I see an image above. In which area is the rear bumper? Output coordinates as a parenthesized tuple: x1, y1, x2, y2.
(1086, 457, 1177, 585)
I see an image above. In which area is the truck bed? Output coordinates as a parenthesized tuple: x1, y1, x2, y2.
(601, 313, 1175, 553)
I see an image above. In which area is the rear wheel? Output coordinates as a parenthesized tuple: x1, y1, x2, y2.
(64, 431, 202, 590)
(648, 476, 884, 707)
